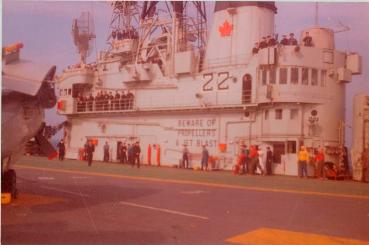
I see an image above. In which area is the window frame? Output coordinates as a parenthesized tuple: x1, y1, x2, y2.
(302, 67, 309, 85)
(269, 67, 276, 84)
(261, 68, 267, 86)
(290, 108, 298, 120)
(321, 70, 326, 87)
(275, 109, 283, 120)
(311, 68, 318, 86)
(290, 67, 299, 85)
(279, 67, 288, 85)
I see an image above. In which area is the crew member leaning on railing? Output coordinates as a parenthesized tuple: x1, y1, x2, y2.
(75, 90, 135, 113)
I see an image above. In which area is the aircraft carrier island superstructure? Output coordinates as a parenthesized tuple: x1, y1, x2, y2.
(56, 2, 362, 175)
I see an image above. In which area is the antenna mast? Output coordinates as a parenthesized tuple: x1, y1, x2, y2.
(315, 2, 319, 27)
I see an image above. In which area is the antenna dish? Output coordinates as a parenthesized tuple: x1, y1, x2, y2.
(72, 12, 96, 64)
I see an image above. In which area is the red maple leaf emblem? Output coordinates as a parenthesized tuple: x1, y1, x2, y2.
(218, 20, 233, 37)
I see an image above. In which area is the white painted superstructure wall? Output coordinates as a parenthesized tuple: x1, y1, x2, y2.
(205, 4, 275, 68)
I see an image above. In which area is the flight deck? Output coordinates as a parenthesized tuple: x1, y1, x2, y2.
(2, 156, 369, 245)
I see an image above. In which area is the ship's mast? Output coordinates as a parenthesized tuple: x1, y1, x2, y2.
(315, 2, 319, 27)
(106, 1, 207, 76)
(71, 12, 96, 65)
(108, 1, 140, 42)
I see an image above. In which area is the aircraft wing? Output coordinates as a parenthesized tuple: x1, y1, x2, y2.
(2, 60, 56, 97)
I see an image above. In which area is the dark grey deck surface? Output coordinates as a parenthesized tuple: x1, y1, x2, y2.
(2, 157, 369, 244)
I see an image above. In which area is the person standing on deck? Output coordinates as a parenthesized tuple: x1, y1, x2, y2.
(182, 144, 190, 169)
(201, 145, 209, 171)
(133, 142, 141, 168)
(57, 140, 65, 161)
(298, 146, 309, 178)
(239, 144, 247, 174)
(315, 147, 325, 179)
(256, 145, 265, 175)
(103, 141, 110, 162)
(266, 146, 273, 175)
(120, 142, 127, 164)
(86, 141, 95, 167)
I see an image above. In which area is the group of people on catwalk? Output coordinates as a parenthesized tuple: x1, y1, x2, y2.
(252, 32, 313, 54)
(111, 28, 139, 41)
(76, 90, 134, 112)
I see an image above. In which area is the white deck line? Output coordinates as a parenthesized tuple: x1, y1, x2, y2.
(41, 186, 90, 197)
(119, 201, 209, 220)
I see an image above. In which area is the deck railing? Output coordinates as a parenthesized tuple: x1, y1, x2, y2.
(76, 97, 134, 113)
(73, 89, 253, 114)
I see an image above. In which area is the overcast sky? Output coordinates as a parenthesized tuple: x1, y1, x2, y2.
(3, 1, 369, 147)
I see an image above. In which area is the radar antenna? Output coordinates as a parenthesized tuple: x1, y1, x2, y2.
(72, 12, 96, 64)
(334, 21, 351, 33)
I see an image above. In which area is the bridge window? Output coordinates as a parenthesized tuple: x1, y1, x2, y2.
(321, 70, 326, 87)
(275, 109, 283, 120)
(279, 68, 287, 84)
(242, 74, 252, 104)
(311, 69, 318, 86)
(302, 68, 309, 85)
(261, 68, 267, 85)
(291, 67, 299, 84)
(269, 67, 276, 84)
(287, 141, 297, 153)
(273, 142, 285, 163)
(290, 109, 298, 119)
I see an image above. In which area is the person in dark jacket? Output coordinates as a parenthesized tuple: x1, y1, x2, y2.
(266, 146, 273, 175)
(103, 141, 110, 162)
(201, 145, 209, 171)
(259, 37, 267, 49)
(57, 140, 66, 161)
(252, 42, 259, 54)
(88, 94, 94, 111)
(267, 35, 277, 46)
(86, 141, 95, 167)
(133, 142, 141, 168)
(114, 91, 121, 110)
(182, 144, 190, 168)
(126, 91, 134, 110)
(120, 91, 127, 110)
(280, 34, 288, 45)
(120, 142, 127, 164)
(302, 32, 313, 47)
(288, 33, 298, 46)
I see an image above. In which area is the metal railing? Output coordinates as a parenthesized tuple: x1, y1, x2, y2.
(76, 98, 134, 113)
(74, 90, 253, 114)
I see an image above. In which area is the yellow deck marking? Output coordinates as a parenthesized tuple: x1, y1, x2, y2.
(10, 193, 65, 207)
(226, 228, 369, 245)
(16, 165, 369, 200)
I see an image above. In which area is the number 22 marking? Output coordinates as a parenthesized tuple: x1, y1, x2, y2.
(202, 72, 230, 91)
